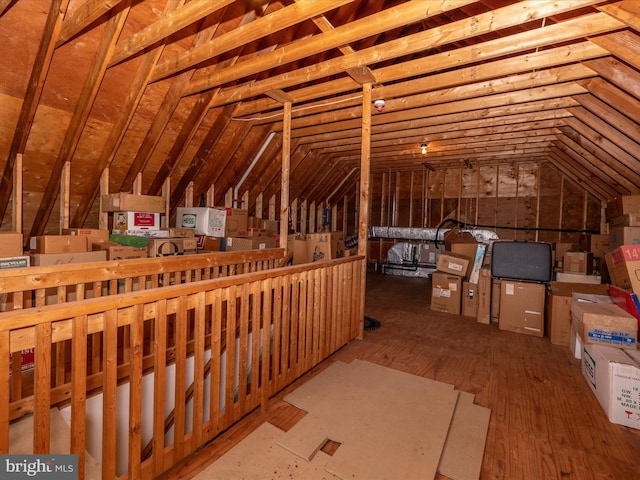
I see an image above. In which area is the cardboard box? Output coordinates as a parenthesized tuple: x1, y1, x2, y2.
(477, 267, 491, 324)
(554, 242, 580, 267)
(161, 227, 195, 237)
(609, 213, 640, 228)
(430, 272, 462, 315)
(262, 219, 278, 236)
(225, 236, 277, 251)
(30, 251, 107, 266)
(491, 278, 501, 323)
(102, 193, 166, 213)
(176, 207, 226, 237)
(31, 235, 88, 254)
(605, 245, 640, 294)
(293, 238, 309, 264)
(462, 281, 478, 318)
(0, 256, 30, 270)
(571, 300, 637, 350)
(499, 280, 545, 337)
(451, 243, 477, 278)
(555, 272, 602, 284)
(563, 251, 593, 274)
(0, 232, 23, 258)
(609, 226, 640, 251)
(580, 234, 610, 258)
(306, 232, 345, 262)
(436, 252, 470, 277)
(417, 242, 444, 264)
(195, 235, 222, 252)
(113, 211, 160, 232)
(606, 195, 640, 220)
(92, 242, 147, 260)
(545, 282, 611, 346)
(608, 284, 640, 329)
(225, 208, 249, 237)
(62, 228, 110, 247)
(582, 343, 640, 430)
(147, 237, 198, 258)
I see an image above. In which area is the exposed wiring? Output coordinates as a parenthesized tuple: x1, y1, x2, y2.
(232, 94, 364, 121)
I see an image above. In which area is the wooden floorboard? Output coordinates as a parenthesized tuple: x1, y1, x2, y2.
(159, 272, 640, 480)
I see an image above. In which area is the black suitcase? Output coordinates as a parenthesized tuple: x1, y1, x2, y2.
(490, 240, 553, 283)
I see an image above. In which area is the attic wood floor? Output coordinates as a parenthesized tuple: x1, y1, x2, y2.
(162, 273, 640, 480)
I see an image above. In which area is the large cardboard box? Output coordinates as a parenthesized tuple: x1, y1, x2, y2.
(102, 193, 165, 213)
(571, 300, 637, 350)
(606, 194, 640, 220)
(225, 236, 277, 251)
(30, 251, 107, 266)
(436, 252, 469, 277)
(430, 272, 462, 315)
(545, 282, 610, 347)
(563, 251, 593, 274)
(225, 208, 249, 237)
(0, 232, 23, 258)
(605, 245, 640, 294)
(582, 343, 640, 430)
(608, 226, 640, 251)
(113, 211, 160, 232)
(92, 242, 147, 260)
(462, 281, 478, 318)
(162, 227, 195, 238)
(31, 235, 88, 254)
(477, 267, 492, 324)
(555, 272, 602, 284)
(293, 238, 309, 265)
(499, 280, 545, 337)
(62, 228, 110, 247)
(306, 232, 345, 262)
(147, 237, 198, 258)
(176, 207, 226, 237)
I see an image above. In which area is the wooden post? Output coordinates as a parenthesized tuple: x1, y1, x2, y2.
(99, 168, 109, 229)
(162, 178, 170, 228)
(300, 199, 307, 234)
(357, 82, 372, 339)
(343, 195, 348, 234)
(309, 201, 316, 233)
(280, 101, 292, 251)
(268, 194, 276, 221)
(255, 192, 263, 219)
(186, 181, 194, 207)
(206, 185, 215, 207)
(332, 204, 338, 231)
(60, 161, 71, 232)
(225, 188, 233, 208)
(290, 198, 298, 233)
(12, 153, 22, 234)
(133, 173, 142, 195)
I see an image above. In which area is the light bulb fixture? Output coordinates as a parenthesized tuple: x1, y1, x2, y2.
(421, 143, 428, 155)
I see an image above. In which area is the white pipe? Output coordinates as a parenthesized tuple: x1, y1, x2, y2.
(234, 131, 276, 205)
(326, 167, 358, 205)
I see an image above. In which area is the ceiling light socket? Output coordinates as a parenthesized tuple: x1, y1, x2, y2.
(373, 99, 385, 112)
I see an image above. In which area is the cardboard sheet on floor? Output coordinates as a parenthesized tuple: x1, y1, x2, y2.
(438, 391, 491, 480)
(278, 359, 460, 480)
(194, 422, 335, 480)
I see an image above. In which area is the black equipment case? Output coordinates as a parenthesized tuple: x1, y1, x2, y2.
(490, 240, 553, 283)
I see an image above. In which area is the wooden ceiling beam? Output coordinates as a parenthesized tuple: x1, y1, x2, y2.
(185, 0, 462, 95)
(573, 93, 640, 140)
(599, 1, 640, 32)
(109, 0, 233, 66)
(209, 4, 621, 106)
(151, 0, 355, 83)
(548, 149, 616, 201)
(575, 76, 640, 124)
(56, 0, 126, 47)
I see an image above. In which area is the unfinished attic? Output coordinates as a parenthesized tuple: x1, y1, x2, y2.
(1, 0, 640, 479)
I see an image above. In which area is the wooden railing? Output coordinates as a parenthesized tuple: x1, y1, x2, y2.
(0, 255, 365, 480)
(0, 249, 286, 402)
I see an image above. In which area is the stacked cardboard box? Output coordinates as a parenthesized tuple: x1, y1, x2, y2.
(607, 195, 640, 251)
(292, 231, 345, 264)
(430, 252, 470, 315)
(498, 280, 545, 337)
(29, 234, 108, 265)
(0, 231, 29, 270)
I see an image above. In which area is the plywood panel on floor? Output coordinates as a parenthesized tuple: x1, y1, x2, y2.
(278, 359, 460, 480)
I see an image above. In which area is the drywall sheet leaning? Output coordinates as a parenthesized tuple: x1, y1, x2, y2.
(278, 359, 460, 480)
